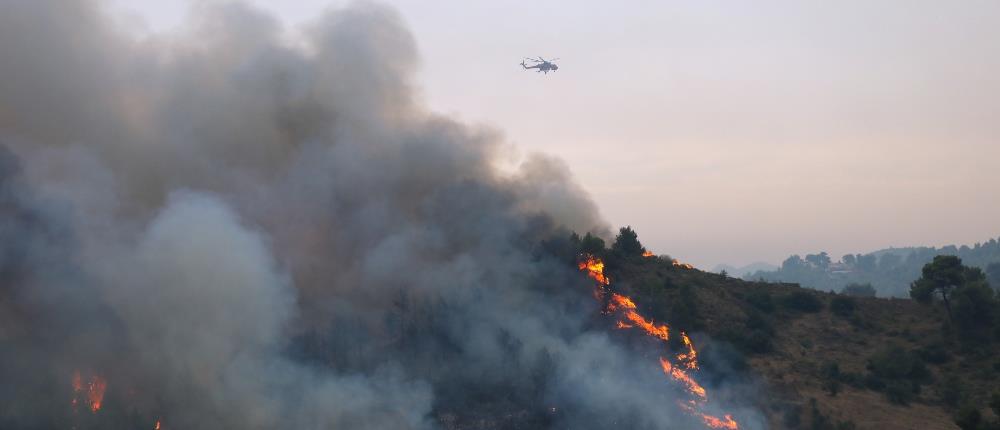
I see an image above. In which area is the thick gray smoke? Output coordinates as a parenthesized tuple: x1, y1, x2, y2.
(0, 1, 754, 429)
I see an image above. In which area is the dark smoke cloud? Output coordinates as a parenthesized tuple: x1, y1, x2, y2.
(0, 1, 756, 429)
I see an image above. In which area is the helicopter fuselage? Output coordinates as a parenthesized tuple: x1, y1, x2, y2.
(521, 58, 559, 74)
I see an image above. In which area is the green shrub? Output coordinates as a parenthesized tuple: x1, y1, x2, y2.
(917, 342, 951, 364)
(867, 345, 930, 382)
(821, 363, 841, 397)
(841, 283, 876, 298)
(719, 325, 773, 355)
(838, 371, 865, 389)
(953, 404, 982, 430)
(821, 361, 840, 379)
(830, 296, 856, 317)
(822, 378, 841, 397)
(668, 284, 701, 330)
(836, 421, 858, 430)
(864, 373, 886, 391)
(744, 330, 773, 354)
(866, 345, 931, 404)
(938, 375, 965, 407)
(883, 380, 916, 405)
(781, 291, 824, 313)
(746, 290, 775, 312)
(808, 398, 831, 429)
(783, 405, 802, 428)
(746, 311, 774, 333)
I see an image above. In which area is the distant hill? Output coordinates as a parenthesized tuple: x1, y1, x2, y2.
(713, 262, 779, 278)
(743, 236, 1000, 297)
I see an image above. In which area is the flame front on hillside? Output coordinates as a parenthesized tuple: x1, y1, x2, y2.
(577, 255, 738, 429)
(673, 260, 695, 270)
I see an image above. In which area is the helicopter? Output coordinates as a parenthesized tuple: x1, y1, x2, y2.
(520, 57, 559, 74)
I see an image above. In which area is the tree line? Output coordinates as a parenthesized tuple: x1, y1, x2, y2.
(744, 237, 1000, 297)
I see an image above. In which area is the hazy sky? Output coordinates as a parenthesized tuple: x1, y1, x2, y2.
(108, 0, 1000, 268)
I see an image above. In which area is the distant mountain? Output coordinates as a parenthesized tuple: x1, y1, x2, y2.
(743, 236, 1000, 297)
(712, 262, 779, 278)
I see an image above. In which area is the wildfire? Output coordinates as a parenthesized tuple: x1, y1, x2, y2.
(611, 293, 670, 342)
(609, 293, 636, 310)
(70, 372, 166, 427)
(642, 250, 655, 258)
(577, 254, 738, 429)
(577, 256, 610, 286)
(660, 358, 706, 400)
(71, 370, 107, 413)
(88, 377, 107, 412)
(702, 414, 739, 430)
(672, 259, 695, 270)
(676, 332, 699, 370)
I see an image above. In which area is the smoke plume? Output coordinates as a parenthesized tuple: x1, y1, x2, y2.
(0, 1, 752, 429)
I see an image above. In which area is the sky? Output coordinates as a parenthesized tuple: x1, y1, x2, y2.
(107, 0, 1000, 268)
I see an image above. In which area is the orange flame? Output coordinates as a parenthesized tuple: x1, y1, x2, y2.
(643, 250, 655, 258)
(577, 255, 738, 429)
(578, 256, 609, 286)
(605, 293, 671, 341)
(70, 370, 107, 414)
(701, 414, 739, 430)
(676, 332, 700, 370)
(86, 375, 107, 412)
(155, 420, 162, 430)
(672, 260, 695, 270)
(609, 293, 636, 310)
(660, 358, 706, 400)
(622, 312, 670, 342)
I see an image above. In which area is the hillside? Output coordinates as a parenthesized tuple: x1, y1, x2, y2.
(604, 252, 1000, 430)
